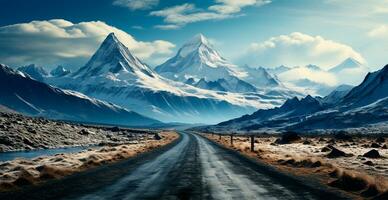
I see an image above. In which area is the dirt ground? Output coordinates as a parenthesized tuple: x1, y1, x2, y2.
(203, 133, 388, 199)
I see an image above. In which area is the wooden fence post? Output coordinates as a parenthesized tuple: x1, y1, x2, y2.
(231, 134, 233, 146)
(250, 135, 255, 152)
(219, 134, 221, 140)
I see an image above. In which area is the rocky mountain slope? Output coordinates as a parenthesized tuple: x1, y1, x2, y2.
(199, 65, 388, 133)
(0, 111, 153, 152)
(17, 64, 48, 82)
(0, 64, 160, 126)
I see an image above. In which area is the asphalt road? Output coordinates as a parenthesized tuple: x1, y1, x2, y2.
(0, 132, 350, 200)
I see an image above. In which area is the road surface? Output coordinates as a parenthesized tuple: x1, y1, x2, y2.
(0, 132, 350, 200)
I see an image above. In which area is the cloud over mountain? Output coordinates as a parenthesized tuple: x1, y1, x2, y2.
(0, 19, 175, 70)
(151, 1, 270, 29)
(239, 32, 365, 69)
(113, 0, 159, 10)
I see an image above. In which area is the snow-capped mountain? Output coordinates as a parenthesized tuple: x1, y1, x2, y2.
(155, 34, 244, 82)
(0, 64, 160, 126)
(154, 33, 300, 100)
(47, 33, 283, 124)
(240, 65, 280, 88)
(340, 64, 388, 107)
(155, 34, 259, 93)
(266, 65, 291, 75)
(188, 78, 227, 92)
(272, 64, 336, 96)
(322, 84, 353, 105)
(198, 64, 388, 132)
(17, 64, 48, 81)
(186, 77, 257, 92)
(329, 57, 366, 73)
(214, 95, 324, 131)
(264, 59, 369, 96)
(72, 33, 157, 80)
(329, 57, 369, 86)
(51, 65, 71, 77)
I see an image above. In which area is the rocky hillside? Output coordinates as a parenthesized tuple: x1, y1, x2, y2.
(0, 111, 154, 152)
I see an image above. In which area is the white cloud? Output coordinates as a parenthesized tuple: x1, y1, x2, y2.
(240, 32, 365, 69)
(278, 67, 338, 86)
(154, 24, 181, 30)
(113, 0, 159, 10)
(151, 3, 230, 28)
(0, 19, 175, 70)
(151, 1, 270, 29)
(368, 25, 388, 38)
(209, 0, 271, 14)
(333, 67, 369, 86)
(325, 0, 388, 15)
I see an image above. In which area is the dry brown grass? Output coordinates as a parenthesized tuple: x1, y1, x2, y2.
(0, 131, 179, 192)
(202, 133, 388, 199)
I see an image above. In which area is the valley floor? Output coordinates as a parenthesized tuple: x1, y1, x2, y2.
(202, 133, 388, 199)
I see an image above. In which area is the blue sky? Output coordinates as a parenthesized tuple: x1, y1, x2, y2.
(0, 0, 387, 71)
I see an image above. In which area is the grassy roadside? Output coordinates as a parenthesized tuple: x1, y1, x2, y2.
(0, 131, 179, 192)
(201, 132, 387, 200)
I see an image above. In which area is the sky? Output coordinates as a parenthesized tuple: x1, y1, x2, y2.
(0, 0, 387, 71)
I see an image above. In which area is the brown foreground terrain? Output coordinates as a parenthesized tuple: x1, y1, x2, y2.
(203, 133, 388, 199)
(0, 131, 178, 191)
(0, 111, 157, 152)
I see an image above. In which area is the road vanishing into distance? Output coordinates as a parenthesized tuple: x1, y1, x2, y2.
(0, 132, 351, 200)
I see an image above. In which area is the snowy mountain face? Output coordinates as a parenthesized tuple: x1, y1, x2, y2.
(47, 33, 285, 124)
(154, 33, 300, 101)
(213, 95, 324, 131)
(17, 64, 48, 81)
(200, 64, 388, 133)
(51, 65, 71, 77)
(266, 65, 291, 75)
(73, 33, 157, 80)
(155, 34, 272, 93)
(240, 65, 280, 88)
(329, 57, 366, 73)
(322, 84, 353, 105)
(341, 64, 388, 107)
(155, 34, 244, 82)
(0, 64, 160, 126)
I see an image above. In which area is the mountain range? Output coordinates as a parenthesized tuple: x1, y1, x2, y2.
(0, 64, 159, 126)
(155, 34, 287, 94)
(265, 58, 369, 96)
(1, 32, 385, 129)
(198, 64, 388, 133)
(39, 33, 299, 124)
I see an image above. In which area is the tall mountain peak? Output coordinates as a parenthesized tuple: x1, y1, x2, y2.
(73, 33, 155, 78)
(17, 64, 48, 81)
(187, 33, 210, 46)
(155, 33, 242, 82)
(177, 33, 217, 58)
(330, 57, 366, 72)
